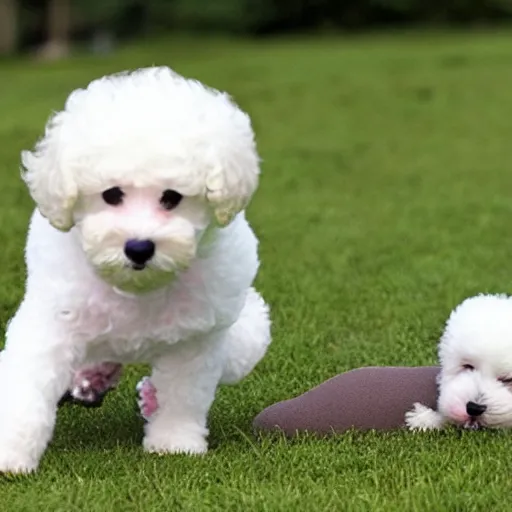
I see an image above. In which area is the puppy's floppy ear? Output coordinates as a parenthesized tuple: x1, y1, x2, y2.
(21, 111, 78, 231)
(206, 164, 259, 226)
(204, 103, 261, 227)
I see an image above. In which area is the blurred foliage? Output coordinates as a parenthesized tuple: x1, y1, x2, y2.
(17, 0, 512, 47)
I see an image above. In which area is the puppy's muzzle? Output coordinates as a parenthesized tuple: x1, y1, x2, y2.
(124, 239, 155, 267)
(466, 401, 487, 417)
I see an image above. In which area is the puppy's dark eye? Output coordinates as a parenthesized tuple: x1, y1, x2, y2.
(102, 187, 124, 206)
(160, 189, 183, 211)
(463, 364, 475, 371)
(499, 376, 512, 384)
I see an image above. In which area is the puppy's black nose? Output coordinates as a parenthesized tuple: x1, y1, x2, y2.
(466, 401, 487, 417)
(124, 239, 155, 265)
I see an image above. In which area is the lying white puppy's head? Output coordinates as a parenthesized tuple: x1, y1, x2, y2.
(21, 67, 260, 293)
(437, 294, 512, 429)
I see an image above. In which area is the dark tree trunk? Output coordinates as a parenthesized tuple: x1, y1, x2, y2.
(0, 0, 18, 56)
(38, 0, 71, 60)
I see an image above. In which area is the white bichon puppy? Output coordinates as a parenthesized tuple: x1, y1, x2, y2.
(0, 67, 271, 473)
(406, 294, 512, 431)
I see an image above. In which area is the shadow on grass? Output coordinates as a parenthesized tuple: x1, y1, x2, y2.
(51, 392, 144, 452)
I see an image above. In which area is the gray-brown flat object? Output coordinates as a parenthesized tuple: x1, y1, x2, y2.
(253, 366, 440, 436)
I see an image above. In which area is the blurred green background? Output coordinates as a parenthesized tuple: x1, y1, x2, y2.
(4, 0, 512, 59)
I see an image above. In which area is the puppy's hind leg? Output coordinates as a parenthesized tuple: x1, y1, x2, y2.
(60, 362, 123, 408)
(220, 287, 271, 385)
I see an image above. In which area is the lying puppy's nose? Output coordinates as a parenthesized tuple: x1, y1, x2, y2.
(124, 239, 155, 265)
(466, 401, 487, 417)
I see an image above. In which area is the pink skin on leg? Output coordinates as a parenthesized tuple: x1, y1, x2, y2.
(136, 377, 158, 420)
(71, 362, 123, 403)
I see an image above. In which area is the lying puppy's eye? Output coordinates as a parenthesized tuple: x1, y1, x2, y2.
(462, 364, 475, 371)
(498, 376, 512, 384)
(160, 189, 183, 210)
(102, 187, 124, 206)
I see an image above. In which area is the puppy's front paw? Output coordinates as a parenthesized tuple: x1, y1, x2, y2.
(136, 377, 158, 421)
(143, 426, 208, 455)
(0, 449, 38, 475)
(405, 403, 444, 431)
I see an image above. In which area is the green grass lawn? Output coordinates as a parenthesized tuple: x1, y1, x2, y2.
(3, 29, 512, 510)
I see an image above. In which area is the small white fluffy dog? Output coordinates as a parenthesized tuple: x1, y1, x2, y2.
(0, 66, 271, 473)
(406, 294, 512, 431)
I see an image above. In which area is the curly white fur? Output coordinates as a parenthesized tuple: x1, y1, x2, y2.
(406, 294, 512, 431)
(0, 67, 271, 473)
